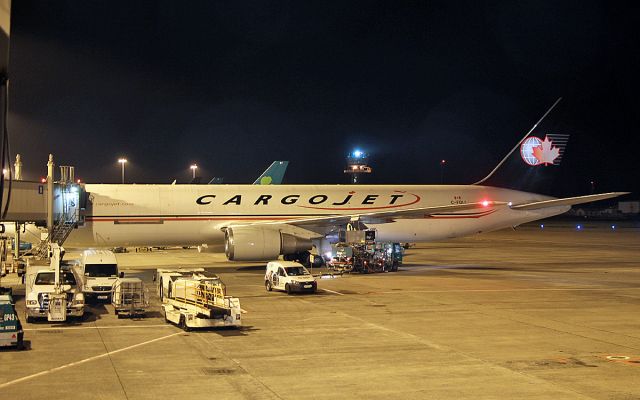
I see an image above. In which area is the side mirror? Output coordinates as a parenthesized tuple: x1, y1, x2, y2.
(119, 272, 124, 278)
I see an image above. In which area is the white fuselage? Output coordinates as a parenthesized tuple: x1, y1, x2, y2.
(64, 184, 568, 248)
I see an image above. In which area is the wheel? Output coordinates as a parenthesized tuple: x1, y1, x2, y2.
(297, 251, 311, 268)
(285, 283, 292, 295)
(312, 255, 325, 268)
(179, 315, 191, 332)
(266, 280, 272, 291)
(25, 314, 33, 323)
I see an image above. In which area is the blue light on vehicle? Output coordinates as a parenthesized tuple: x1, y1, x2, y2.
(576, 225, 582, 230)
(611, 225, 616, 230)
(353, 150, 363, 158)
(540, 224, 544, 229)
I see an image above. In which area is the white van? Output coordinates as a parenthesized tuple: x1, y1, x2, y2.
(265, 261, 317, 294)
(79, 249, 122, 301)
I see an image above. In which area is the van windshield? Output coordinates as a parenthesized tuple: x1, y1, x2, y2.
(85, 264, 118, 277)
(285, 266, 309, 276)
(35, 272, 77, 286)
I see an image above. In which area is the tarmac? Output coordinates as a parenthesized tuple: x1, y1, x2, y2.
(1, 221, 639, 399)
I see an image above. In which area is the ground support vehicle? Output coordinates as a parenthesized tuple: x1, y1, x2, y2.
(330, 241, 403, 274)
(265, 261, 317, 294)
(327, 255, 353, 272)
(0, 289, 24, 349)
(24, 245, 85, 322)
(156, 268, 241, 331)
(112, 277, 148, 318)
(79, 249, 121, 302)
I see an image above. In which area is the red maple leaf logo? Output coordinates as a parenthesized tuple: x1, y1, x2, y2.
(532, 136, 560, 165)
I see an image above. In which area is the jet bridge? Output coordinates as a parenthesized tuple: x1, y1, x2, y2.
(2, 155, 85, 258)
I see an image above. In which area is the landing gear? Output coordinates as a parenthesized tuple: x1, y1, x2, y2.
(283, 251, 311, 267)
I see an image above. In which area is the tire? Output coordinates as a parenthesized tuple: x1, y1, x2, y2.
(25, 314, 33, 323)
(179, 315, 191, 332)
(16, 331, 25, 350)
(312, 255, 325, 268)
(266, 281, 272, 291)
(285, 283, 292, 295)
(299, 251, 311, 268)
(163, 308, 169, 323)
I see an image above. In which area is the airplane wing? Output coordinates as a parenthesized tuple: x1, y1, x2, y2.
(510, 192, 629, 211)
(227, 201, 506, 236)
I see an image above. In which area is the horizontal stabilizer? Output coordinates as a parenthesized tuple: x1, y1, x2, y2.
(510, 192, 629, 211)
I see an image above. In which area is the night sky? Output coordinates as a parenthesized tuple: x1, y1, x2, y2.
(7, 1, 640, 197)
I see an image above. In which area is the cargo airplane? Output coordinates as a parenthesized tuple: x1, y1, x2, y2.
(65, 101, 627, 261)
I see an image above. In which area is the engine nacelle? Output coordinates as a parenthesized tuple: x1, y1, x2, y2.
(224, 227, 312, 261)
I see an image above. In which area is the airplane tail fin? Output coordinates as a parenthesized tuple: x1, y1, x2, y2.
(254, 161, 289, 185)
(475, 98, 569, 194)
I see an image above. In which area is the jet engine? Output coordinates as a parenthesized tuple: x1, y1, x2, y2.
(224, 227, 312, 261)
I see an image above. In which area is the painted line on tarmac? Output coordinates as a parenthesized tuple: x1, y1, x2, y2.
(379, 287, 640, 294)
(320, 288, 344, 296)
(23, 324, 174, 331)
(0, 331, 183, 389)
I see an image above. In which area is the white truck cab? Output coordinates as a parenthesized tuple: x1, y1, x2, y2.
(265, 261, 317, 294)
(24, 264, 85, 322)
(80, 249, 122, 301)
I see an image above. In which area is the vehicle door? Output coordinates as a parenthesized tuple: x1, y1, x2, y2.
(276, 267, 287, 290)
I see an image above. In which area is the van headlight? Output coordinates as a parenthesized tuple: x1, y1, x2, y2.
(27, 300, 38, 306)
(73, 298, 84, 306)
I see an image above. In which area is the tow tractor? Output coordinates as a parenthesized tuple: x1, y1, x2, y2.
(155, 268, 241, 331)
(0, 288, 24, 349)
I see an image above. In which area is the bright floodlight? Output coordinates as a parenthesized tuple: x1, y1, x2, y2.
(353, 150, 362, 158)
(118, 158, 127, 183)
(190, 164, 198, 179)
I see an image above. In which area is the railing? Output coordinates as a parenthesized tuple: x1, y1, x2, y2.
(172, 280, 227, 310)
(33, 184, 79, 258)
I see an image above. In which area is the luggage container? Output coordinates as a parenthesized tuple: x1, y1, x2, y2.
(112, 277, 148, 318)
